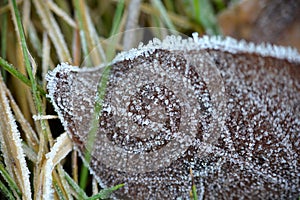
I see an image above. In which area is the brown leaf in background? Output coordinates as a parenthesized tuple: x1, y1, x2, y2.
(218, 0, 300, 51)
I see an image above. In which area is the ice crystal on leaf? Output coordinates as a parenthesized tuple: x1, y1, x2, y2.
(47, 34, 300, 199)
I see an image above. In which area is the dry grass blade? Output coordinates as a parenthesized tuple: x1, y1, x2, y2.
(47, 1, 77, 28)
(123, 0, 141, 50)
(140, 2, 201, 31)
(0, 0, 21, 15)
(43, 132, 72, 199)
(8, 0, 33, 122)
(0, 78, 32, 200)
(27, 21, 42, 57)
(32, 0, 71, 62)
(21, 0, 30, 33)
(42, 32, 51, 86)
(74, 0, 106, 66)
(7, 90, 39, 152)
(55, 165, 74, 200)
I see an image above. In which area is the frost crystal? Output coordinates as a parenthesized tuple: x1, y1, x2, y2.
(0, 82, 32, 200)
(47, 34, 300, 199)
(44, 132, 72, 199)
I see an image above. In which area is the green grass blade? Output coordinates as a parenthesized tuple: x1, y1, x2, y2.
(65, 170, 88, 199)
(75, 0, 93, 188)
(109, 0, 125, 37)
(1, 0, 8, 81)
(79, 65, 112, 189)
(74, 0, 90, 64)
(151, 0, 177, 34)
(0, 57, 46, 96)
(191, 184, 198, 200)
(193, 0, 200, 22)
(87, 183, 125, 200)
(79, 0, 125, 189)
(0, 162, 21, 197)
(190, 168, 198, 200)
(106, 0, 125, 61)
(193, 0, 220, 35)
(11, 0, 44, 112)
(0, 180, 15, 200)
(53, 181, 67, 200)
(213, 0, 226, 11)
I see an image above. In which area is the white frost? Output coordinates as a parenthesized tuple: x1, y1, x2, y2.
(0, 82, 32, 200)
(43, 132, 72, 199)
(113, 32, 300, 64)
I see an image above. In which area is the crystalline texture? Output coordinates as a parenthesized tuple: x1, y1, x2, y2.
(0, 81, 32, 200)
(47, 34, 300, 199)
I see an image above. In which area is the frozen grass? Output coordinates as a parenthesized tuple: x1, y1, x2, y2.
(0, 0, 225, 199)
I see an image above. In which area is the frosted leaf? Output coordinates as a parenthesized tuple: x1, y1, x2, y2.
(47, 34, 300, 199)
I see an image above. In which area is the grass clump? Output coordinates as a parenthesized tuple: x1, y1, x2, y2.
(0, 0, 226, 199)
